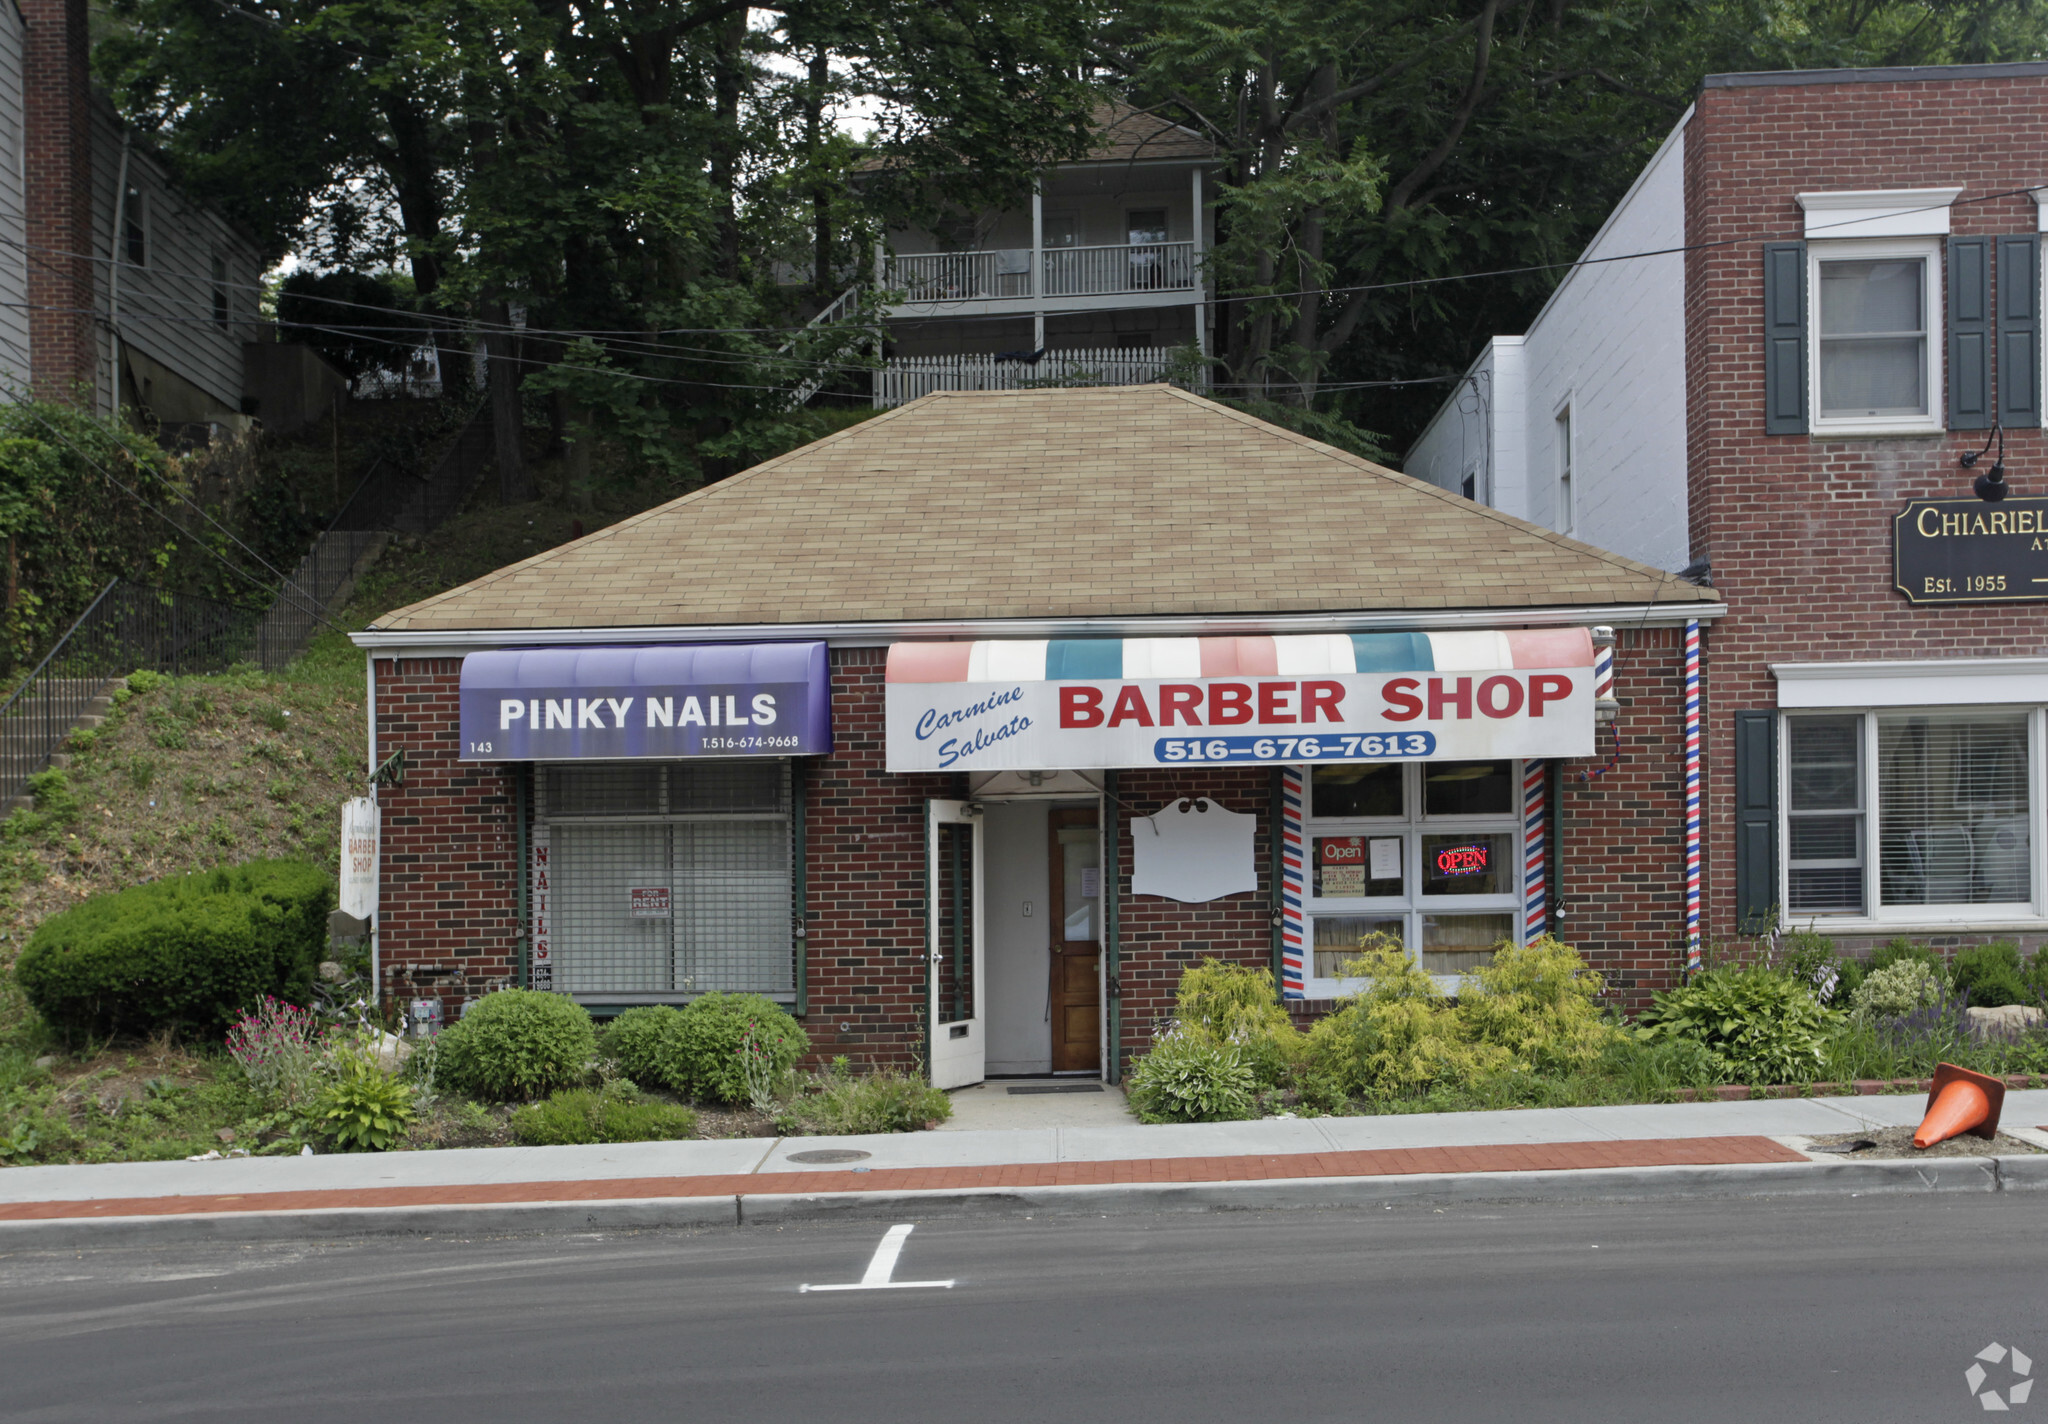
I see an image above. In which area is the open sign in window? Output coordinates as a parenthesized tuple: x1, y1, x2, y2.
(1312, 835, 1401, 897)
(1421, 833, 1512, 896)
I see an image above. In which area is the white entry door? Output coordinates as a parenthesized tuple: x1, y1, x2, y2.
(926, 799, 985, 1090)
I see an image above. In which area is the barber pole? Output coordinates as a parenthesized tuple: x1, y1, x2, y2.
(1684, 620, 1702, 975)
(1280, 766, 1306, 999)
(1522, 761, 1547, 942)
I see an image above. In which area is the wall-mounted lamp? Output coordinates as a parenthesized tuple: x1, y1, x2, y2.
(1962, 424, 2009, 502)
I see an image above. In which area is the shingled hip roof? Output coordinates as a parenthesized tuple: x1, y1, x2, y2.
(365, 385, 1717, 636)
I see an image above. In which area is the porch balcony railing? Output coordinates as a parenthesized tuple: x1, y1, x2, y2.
(884, 241, 1196, 303)
(873, 347, 1187, 408)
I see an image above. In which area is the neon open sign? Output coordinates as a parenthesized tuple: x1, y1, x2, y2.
(1434, 843, 1489, 877)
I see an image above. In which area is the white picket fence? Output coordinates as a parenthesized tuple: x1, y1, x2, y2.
(873, 347, 1183, 407)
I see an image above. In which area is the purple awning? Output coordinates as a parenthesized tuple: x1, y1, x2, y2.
(458, 643, 831, 761)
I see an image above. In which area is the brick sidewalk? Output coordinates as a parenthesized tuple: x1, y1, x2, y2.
(0, 1136, 1806, 1222)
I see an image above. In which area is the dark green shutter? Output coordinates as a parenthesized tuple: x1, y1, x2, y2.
(1734, 710, 1778, 934)
(1763, 243, 1807, 434)
(1999, 234, 2042, 429)
(1948, 236, 1992, 429)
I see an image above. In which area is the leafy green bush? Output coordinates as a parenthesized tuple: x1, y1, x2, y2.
(1306, 945, 1511, 1100)
(1776, 929, 1846, 1005)
(774, 1067, 952, 1135)
(309, 1056, 415, 1151)
(1166, 957, 1301, 1087)
(601, 993, 807, 1105)
(434, 990, 595, 1101)
(1951, 942, 2038, 1009)
(1867, 938, 1947, 982)
(510, 1086, 698, 1145)
(1847, 958, 1945, 1022)
(1460, 936, 1620, 1073)
(1636, 967, 1835, 1084)
(599, 1004, 682, 1087)
(16, 860, 331, 1040)
(1125, 1030, 1259, 1123)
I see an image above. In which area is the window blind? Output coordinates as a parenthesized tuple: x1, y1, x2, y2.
(1877, 713, 2029, 906)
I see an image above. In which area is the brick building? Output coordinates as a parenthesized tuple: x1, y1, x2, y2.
(1407, 60, 2048, 968)
(352, 385, 1716, 1084)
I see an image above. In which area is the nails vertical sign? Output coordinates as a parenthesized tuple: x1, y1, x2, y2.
(530, 826, 553, 992)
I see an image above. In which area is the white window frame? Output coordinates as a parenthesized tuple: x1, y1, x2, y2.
(1553, 397, 1574, 535)
(1807, 237, 1944, 437)
(1778, 706, 2046, 932)
(1301, 759, 1526, 998)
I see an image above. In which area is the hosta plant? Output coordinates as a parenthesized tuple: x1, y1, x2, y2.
(310, 1055, 416, 1152)
(1636, 968, 1835, 1085)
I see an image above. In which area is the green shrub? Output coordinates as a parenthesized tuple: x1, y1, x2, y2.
(1867, 937, 1947, 982)
(1168, 957, 1300, 1087)
(1306, 953, 1511, 1101)
(434, 990, 595, 1101)
(1125, 1030, 1258, 1123)
(663, 995, 806, 1106)
(1847, 958, 1945, 1022)
(125, 669, 165, 695)
(1951, 942, 2037, 1009)
(309, 1056, 415, 1151)
(511, 1086, 698, 1145)
(774, 1068, 952, 1135)
(15, 859, 331, 1040)
(1636, 967, 1835, 1084)
(1460, 936, 1620, 1073)
(599, 1004, 682, 1087)
(1776, 929, 1846, 1005)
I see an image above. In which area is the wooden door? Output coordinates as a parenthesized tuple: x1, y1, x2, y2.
(1047, 807, 1101, 1073)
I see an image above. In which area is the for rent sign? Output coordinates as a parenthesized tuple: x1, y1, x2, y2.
(884, 670, 1592, 772)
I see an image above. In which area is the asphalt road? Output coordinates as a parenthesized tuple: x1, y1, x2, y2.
(0, 1195, 2043, 1423)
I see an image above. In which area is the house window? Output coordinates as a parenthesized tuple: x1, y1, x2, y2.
(1303, 759, 1524, 990)
(1783, 710, 2034, 921)
(1809, 240, 1941, 434)
(539, 760, 796, 1001)
(122, 186, 146, 267)
(1555, 404, 1574, 534)
(1127, 209, 1169, 291)
(1043, 215, 1076, 248)
(211, 255, 229, 328)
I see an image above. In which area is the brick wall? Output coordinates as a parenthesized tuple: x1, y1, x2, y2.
(1108, 767, 1274, 1075)
(372, 658, 523, 1010)
(20, 0, 95, 401)
(1684, 72, 2048, 957)
(1554, 626, 1690, 1007)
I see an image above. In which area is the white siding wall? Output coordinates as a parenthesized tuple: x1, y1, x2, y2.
(90, 103, 263, 418)
(1401, 118, 1691, 573)
(0, 4, 29, 395)
(1515, 123, 1689, 571)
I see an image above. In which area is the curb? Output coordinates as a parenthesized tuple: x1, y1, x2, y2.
(0, 1155, 2034, 1247)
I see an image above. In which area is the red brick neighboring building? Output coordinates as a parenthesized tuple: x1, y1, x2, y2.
(1409, 60, 2048, 972)
(354, 386, 1715, 1083)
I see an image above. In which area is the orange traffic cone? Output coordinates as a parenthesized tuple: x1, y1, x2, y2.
(1912, 1062, 2006, 1149)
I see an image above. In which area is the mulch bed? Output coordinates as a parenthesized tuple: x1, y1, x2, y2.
(1809, 1125, 2045, 1159)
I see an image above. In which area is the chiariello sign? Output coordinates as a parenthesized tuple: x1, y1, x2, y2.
(883, 631, 1597, 772)
(458, 642, 831, 760)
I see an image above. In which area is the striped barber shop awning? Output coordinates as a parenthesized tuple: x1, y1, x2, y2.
(882, 630, 1604, 774)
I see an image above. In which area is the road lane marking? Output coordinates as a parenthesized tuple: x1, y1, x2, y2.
(800, 1224, 954, 1293)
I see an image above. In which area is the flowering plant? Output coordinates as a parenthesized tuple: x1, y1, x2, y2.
(225, 996, 333, 1107)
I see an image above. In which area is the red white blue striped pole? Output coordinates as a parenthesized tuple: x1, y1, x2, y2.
(1280, 765, 1306, 998)
(1684, 619, 1702, 975)
(1522, 759, 1546, 943)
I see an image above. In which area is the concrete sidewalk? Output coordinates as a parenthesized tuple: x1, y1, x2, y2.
(3, 1090, 2045, 1243)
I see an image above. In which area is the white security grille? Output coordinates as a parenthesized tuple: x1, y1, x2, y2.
(538, 761, 794, 1000)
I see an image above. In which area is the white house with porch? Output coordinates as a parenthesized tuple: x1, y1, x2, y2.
(863, 104, 1218, 407)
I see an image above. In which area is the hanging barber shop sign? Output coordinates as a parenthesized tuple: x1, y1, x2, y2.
(884, 631, 1598, 772)
(1894, 497, 2048, 605)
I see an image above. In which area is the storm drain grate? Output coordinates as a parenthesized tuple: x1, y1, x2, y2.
(785, 1148, 873, 1164)
(1006, 1084, 1104, 1095)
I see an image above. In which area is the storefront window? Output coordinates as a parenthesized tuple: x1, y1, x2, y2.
(540, 760, 795, 1000)
(1784, 710, 2034, 919)
(1304, 760, 1524, 988)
